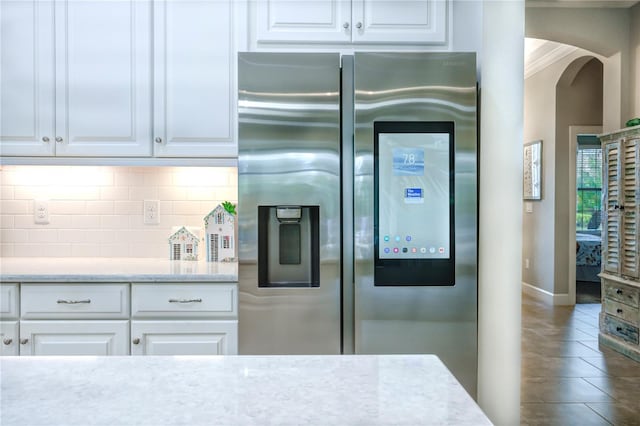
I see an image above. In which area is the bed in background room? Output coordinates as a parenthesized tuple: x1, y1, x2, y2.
(576, 232, 602, 283)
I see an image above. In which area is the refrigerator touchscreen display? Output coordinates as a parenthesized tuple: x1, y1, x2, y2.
(374, 121, 455, 286)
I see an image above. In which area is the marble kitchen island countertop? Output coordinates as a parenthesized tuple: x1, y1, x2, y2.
(0, 257, 237, 282)
(0, 355, 492, 426)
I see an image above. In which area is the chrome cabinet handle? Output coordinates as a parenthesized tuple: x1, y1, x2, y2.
(57, 299, 91, 304)
(132, 338, 140, 345)
(20, 338, 28, 345)
(356, 22, 362, 29)
(168, 298, 202, 303)
(343, 22, 349, 29)
(42, 136, 50, 143)
(55, 136, 63, 143)
(3, 338, 12, 345)
(155, 137, 163, 144)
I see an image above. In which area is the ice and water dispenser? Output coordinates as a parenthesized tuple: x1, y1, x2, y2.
(257, 206, 320, 288)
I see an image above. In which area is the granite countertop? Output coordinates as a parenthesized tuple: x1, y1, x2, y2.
(0, 257, 237, 282)
(0, 355, 492, 426)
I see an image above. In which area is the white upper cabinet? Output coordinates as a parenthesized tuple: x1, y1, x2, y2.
(0, 0, 152, 157)
(255, 0, 447, 45)
(55, 0, 152, 157)
(0, 1, 55, 156)
(153, 0, 240, 158)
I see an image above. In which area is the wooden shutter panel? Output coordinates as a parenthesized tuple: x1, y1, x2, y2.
(603, 140, 621, 273)
(621, 138, 640, 278)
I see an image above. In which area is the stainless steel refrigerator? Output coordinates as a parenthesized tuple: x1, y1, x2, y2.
(238, 52, 478, 397)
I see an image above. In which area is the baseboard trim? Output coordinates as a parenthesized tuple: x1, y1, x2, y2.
(522, 282, 572, 306)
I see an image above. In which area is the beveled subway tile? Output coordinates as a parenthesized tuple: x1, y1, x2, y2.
(522, 378, 614, 403)
(522, 356, 608, 378)
(586, 402, 640, 426)
(521, 403, 612, 426)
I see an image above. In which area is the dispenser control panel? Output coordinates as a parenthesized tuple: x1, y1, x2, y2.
(374, 121, 455, 286)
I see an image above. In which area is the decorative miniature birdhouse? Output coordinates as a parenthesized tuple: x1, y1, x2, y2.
(168, 226, 200, 261)
(204, 203, 236, 262)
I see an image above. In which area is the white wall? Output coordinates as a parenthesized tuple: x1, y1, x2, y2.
(522, 48, 601, 296)
(523, 5, 634, 300)
(526, 7, 630, 130)
(0, 166, 237, 258)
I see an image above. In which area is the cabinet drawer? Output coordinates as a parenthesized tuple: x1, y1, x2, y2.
(0, 284, 19, 320)
(604, 281, 639, 308)
(604, 299, 639, 325)
(602, 314, 640, 345)
(131, 284, 237, 318)
(21, 284, 129, 319)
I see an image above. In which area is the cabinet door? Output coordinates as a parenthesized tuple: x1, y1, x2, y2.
(1, 322, 19, 356)
(255, 0, 351, 43)
(19, 320, 129, 356)
(0, 0, 55, 156)
(603, 140, 622, 274)
(131, 320, 237, 355)
(153, 0, 237, 157)
(352, 0, 447, 44)
(53, 0, 152, 157)
(621, 137, 639, 278)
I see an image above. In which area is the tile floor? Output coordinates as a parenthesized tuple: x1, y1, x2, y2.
(521, 291, 640, 425)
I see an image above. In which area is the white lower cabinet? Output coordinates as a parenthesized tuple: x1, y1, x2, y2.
(131, 283, 238, 355)
(3, 281, 238, 356)
(130, 320, 237, 355)
(19, 320, 129, 356)
(1, 321, 19, 356)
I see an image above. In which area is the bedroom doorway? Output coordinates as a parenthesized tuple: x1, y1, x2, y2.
(569, 126, 603, 304)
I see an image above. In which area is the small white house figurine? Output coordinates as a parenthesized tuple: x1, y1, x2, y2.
(168, 226, 200, 261)
(204, 203, 236, 262)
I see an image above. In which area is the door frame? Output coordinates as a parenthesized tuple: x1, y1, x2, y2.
(568, 125, 602, 305)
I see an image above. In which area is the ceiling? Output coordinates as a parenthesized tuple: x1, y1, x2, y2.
(524, 39, 580, 78)
(524, 0, 638, 77)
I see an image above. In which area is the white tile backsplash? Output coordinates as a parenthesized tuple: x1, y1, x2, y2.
(0, 166, 237, 258)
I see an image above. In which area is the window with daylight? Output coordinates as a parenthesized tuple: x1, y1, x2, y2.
(576, 139, 602, 232)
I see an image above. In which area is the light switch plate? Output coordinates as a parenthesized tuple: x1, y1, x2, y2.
(525, 202, 533, 213)
(144, 200, 160, 225)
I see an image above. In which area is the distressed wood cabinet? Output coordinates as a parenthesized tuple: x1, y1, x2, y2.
(599, 125, 640, 361)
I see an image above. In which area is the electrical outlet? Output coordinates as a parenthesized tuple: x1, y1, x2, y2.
(525, 258, 530, 269)
(34, 199, 50, 224)
(144, 200, 160, 225)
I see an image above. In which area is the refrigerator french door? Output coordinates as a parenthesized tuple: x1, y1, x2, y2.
(238, 52, 478, 397)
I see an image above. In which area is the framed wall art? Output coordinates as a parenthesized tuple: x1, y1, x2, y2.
(523, 140, 542, 200)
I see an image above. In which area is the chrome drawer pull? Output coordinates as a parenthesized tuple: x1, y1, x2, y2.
(168, 298, 202, 304)
(57, 299, 91, 304)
